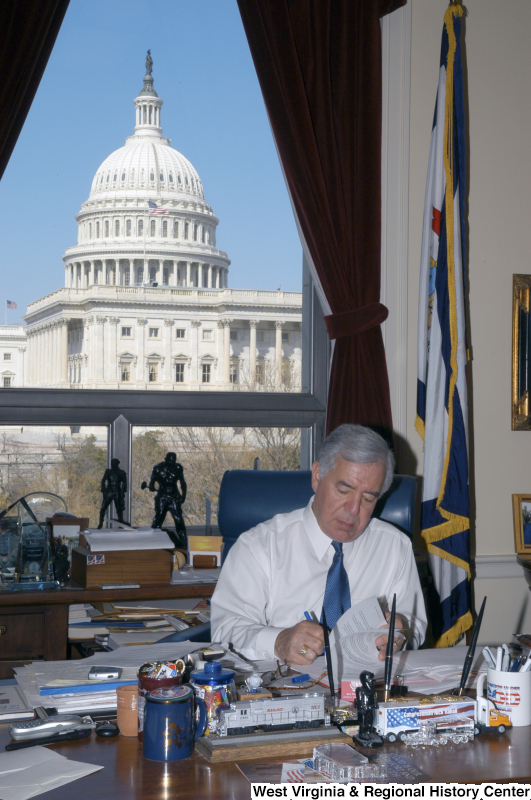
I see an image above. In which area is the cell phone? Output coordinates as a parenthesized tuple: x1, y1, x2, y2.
(88, 666, 122, 681)
(9, 715, 95, 741)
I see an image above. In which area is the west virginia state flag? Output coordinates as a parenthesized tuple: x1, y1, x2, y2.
(415, 4, 472, 647)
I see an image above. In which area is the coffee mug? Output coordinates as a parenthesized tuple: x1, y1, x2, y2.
(477, 668, 531, 727)
(143, 685, 207, 761)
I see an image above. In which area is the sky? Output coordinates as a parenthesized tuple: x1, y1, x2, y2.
(0, 0, 303, 326)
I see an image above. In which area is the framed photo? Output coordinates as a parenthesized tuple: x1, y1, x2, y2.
(512, 494, 531, 554)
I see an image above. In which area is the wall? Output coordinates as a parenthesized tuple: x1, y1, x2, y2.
(405, 0, 531, 643)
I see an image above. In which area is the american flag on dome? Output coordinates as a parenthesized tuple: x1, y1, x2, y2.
(6, 300, 16, 309)
(147, 201, 168, 215)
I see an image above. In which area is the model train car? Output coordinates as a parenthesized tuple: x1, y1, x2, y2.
(217, 693, 330, 737)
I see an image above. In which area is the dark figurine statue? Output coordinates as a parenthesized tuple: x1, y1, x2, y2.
(98, 458, 128, 529)
(353, 670, 383, 748)
(53, 541, 70, 584)
(141, 452, 187, 547)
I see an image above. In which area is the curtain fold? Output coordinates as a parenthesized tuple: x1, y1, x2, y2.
(237, 0, 405, 438)
(0, 0, 70, 180)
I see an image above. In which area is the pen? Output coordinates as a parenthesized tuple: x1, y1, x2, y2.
(495, 647, 503, 671)
(383, 593, 396, 703)
(520, 654, 531, 673)
(304, 611, 313, 623)
(321, 607, 336, 708)
(482, 646, 496, 670)
(502, 644, 511, 672)
(5, 728, 92, 751)
(454, 595, 486, 696)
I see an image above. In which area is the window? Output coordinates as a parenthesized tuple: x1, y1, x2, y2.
(138, 219, 143, 236)
(160, 172, 164, 182)
(230, 364, 238, 384)
(150, 171, 155, 182)
(105, 220, 109, 237)
(149, 363, 158, 382)
(162, 220, 168, 237)
(137, 266, 144, 283)
(3, 377, 12, 387)
(230, 330, 238, 342)
(96, 221, 100, 237)
(282, 332, 289, 343)
(149, 266, 157, 283)
(121, 327, 132, 337)
(163, 268, 169, 285)
(256, 364, 264, 385)
(115, 219, 120, 236)
(150, 219, 155, 236)
(202, 364, 211, 383)
(149, 328, 159, 338)
(175, 363, 185, 383)
(121, 172, 126, 181)
(124, 266, 130, 286)
(89, 222, 92, 237)
(169, 173, 174, 184)
(193, 224, 198, 241)
(4, 353, 12, 361)
(201, 227, 205, 243)
(173, 221, 179, 238)
(121, 363, 131, 382)
(126, 219, 132, 236)
(257, 331, 264, 342)
(202, 330, 212, 341)
(175, 328, 186, 339)
(184, 222, 189, 240)
(113, 173, 117, 183)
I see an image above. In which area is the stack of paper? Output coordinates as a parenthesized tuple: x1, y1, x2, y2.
(0, 747, 103, 800)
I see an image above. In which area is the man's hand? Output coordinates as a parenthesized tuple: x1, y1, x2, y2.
(375, 612, 406, 661)
(274, 621, 325, 665)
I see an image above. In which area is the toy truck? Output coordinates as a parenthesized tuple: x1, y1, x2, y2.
(375, 696, 476, 743)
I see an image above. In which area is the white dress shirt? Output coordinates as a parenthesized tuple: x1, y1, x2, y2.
(211, 499, 427, 660)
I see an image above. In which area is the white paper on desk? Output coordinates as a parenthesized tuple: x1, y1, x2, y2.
(112, 599, 201, 611)
(335, 596, 387, 637)
(0, 747, 103, 800)
(82, 529, 173, 551)
(170, 568, 220, 584)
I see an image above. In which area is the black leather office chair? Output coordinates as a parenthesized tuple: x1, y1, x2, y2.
(159, 469, 417, 644)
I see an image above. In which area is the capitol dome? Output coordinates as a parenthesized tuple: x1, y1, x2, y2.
(62, 56, 230, 290)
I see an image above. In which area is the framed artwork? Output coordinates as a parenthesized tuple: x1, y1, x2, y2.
(512, 494, 531, 554)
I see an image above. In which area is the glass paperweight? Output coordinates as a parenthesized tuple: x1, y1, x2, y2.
(312, 742, 387, 782)
(403, 715, 474, 748)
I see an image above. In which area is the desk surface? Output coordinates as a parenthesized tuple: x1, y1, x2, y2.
(1, 724, 530, 796)
(0, 581, 215, 607)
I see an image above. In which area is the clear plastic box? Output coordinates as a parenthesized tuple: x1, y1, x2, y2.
(312, 743, 387, 782)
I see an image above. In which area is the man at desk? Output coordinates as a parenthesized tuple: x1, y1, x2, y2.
(211, 424, 427, 665)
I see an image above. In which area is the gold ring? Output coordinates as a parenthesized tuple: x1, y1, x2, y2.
(300, 646, 308, 656)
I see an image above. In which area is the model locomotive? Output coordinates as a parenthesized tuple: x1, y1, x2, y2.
(217, 692, 330, 737)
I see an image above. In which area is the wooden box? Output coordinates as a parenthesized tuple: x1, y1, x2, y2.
(71, 546, 172, 587)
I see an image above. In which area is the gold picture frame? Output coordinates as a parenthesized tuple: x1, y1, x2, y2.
(512, 494, 531, 554)
(512, 274, 531, 429)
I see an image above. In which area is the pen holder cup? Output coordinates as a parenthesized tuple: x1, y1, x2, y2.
(477, 668, 531, 727)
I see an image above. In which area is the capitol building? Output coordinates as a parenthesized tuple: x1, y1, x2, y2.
(1, 59, 302, 391)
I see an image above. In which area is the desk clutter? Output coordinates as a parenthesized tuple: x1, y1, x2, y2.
(68, 600, 210, 648)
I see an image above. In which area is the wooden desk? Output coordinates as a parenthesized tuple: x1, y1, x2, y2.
(0, 724, 530, 797)
(0, 582, 215, 679)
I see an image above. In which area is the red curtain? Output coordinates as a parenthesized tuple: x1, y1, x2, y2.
(237, 0, 405, 438)
(0, 0, 70, 180)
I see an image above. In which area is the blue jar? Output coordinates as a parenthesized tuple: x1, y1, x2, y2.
(189, 661, 236, 734)
(143, 685, 207, 761)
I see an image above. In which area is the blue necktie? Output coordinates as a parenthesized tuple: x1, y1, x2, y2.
(321, 541, 351, 631)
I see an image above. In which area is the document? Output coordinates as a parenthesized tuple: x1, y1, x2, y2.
(0, 747, 103, 800)
(82, 529, 174, 551)
(329, 596, 394, 674)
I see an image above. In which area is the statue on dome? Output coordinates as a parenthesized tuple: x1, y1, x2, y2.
(145, 50, 153, 76)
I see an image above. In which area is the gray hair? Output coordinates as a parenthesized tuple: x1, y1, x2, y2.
(317, 424, 395, 494)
